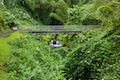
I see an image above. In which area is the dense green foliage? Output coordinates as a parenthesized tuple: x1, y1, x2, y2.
(3, 0, 98, 25)
(6, 27, 120, 80)
(0, 32, 21, 80)
(0, 0, 120, 80)
(64, 1, 120, 80)
(7, 34, 66, 80)
(0, 2, 11, 32)
(64, 27, 120, 80)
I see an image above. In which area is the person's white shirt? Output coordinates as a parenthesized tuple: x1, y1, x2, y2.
(12, 27, 18, 30)
(50, 40, 54, 46)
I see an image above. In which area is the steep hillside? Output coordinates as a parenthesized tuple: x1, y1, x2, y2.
(0, 0, 40, 33)
(0, 0, 119, 80)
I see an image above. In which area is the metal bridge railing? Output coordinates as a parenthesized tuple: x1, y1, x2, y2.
(19, 25, 100, 32)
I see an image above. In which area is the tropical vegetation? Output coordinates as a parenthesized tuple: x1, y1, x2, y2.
(0, 0, 120, 80)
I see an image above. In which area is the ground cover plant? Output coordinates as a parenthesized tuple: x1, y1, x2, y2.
(0, 0, 120, 80)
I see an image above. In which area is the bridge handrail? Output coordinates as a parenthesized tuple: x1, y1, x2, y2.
(20, 25, 100, 31)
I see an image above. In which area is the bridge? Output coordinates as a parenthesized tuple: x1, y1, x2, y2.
(0, 25, 100, 38)
(18, 25, 100, 34)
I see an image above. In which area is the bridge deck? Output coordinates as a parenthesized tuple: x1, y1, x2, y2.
(18, 25, 100, 34)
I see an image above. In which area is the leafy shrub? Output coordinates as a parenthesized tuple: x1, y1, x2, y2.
(97, 1, 120, 27)
(50, 0, 69, 25)
(66, 4, 101, 25)
(0, 3, 13, 32)
(7, 34, 66, 80)
(98, 5, 113, 19)
(82, 15, 101, 25)
(108, 1, 120, 27)
(64, 25, 120, 80)
(17, 0, 69, 25)
(63, 1, 120, 80)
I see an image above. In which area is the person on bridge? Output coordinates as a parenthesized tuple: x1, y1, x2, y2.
(8, 22, 18, 31)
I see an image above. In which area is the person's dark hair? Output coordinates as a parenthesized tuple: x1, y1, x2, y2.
(8, 22, 17, 29)
(53, 40, 56, 44)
